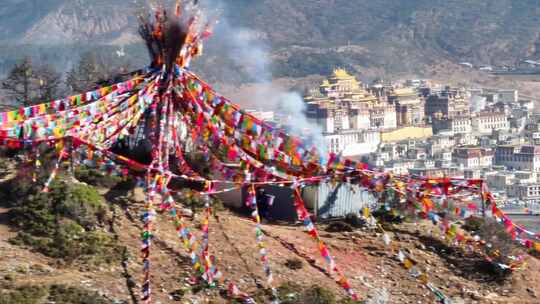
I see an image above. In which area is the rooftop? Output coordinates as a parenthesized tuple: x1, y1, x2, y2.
(332, 68, 353, 79)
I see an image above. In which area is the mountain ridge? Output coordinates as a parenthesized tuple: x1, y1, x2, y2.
(1, 1, 540, 88)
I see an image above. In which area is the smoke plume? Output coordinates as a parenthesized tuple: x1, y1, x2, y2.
(277, 92, 327, 154)
(199, 0, 327, 154)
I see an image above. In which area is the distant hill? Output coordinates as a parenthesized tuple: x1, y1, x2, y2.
(0, 0, 539, 85)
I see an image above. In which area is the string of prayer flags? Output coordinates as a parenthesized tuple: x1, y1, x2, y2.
(246, 185, 276, 296)
(1, 2, 540, 301)
(293, 187, 358, 300)
(141, 174, 158, 303)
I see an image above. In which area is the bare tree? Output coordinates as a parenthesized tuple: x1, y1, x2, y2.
(66, 52, 107, 94)
(66, 51, 134, 94)
(1, 57, 62, 107)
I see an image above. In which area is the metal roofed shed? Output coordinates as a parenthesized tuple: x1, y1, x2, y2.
(220, 182, 377, 222)
(303, 182, 377, 219)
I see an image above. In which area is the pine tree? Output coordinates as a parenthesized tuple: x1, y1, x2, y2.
(1, 57, 62, 107)
(66, 52, 106, 94)
(66, 51, 133, 94)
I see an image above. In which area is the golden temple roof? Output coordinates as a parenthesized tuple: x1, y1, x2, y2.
(320, 79, 331, 87)
(332, 68, 352, 79)
(392, 88, 416, 96)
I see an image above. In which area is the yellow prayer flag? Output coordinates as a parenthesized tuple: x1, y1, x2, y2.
(55, 141, 64, 152)
(403, 259, 413, 269)
(422, 197, 433, 208)
(129, 94, 138, 105)
(7, 111, 15, 121)
(419, 273, 428, 284)
(363, 207, 370, 219)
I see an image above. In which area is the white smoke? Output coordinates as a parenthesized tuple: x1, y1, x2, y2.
(470, 94, 486, 113)
(227, 26, 271, 83)
(277, 92, 327, 154)
(199, 0, 327, 154)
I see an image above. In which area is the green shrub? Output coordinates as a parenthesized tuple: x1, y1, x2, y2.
(277, 283, 338, 304)
(0, 146, 68, 207)
(478, 218, 519, 277)
(57, 183, 108, 228)
(0, 284, 113, 304)
(10, 182, 107, 233)
(301, 285, 336, 304)
(10, 232, 55, 256)
(0, 285, 48, 304)
(0, 174, 38, 208)
(463, 216, 484, 232)
(74, 168, 123, 188)
(9, 181, 121, 264)
(325, 221, 353, 232)
(80, 231, 124, 264)
(180, 190, 224, 213)
(277, 282, 303, 303)
(284, 258, 303, 270)
(48, 284, 113, 304)
(372, 207, 403, 224)
(345, 213, 366, 228)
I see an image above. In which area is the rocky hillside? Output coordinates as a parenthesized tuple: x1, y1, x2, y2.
(0, 0, 136, 44)
(1, 0, 539, 81)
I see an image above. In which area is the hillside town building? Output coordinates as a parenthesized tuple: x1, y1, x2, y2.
(298, 69, 540, 204)
(304, 69, 394, 154)
(495, 145, 540, 172)
(472, 111, 509, 134)
(432, 116, 472, 134)
(424, 86, 470, 120)
(453, 147, 494, 169)
(387, 88, 425, 127)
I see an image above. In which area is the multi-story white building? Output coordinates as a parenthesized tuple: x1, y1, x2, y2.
(424, 86, 470, 120)
(497, 89, 519, 103)
(325, 130, 381, 156)
(407, 147, 428, 160)
(369, 105, 397, 129)
(495, 145, 540, 172)
(245, 110, 275, 122)
(438, 151, 453, 161)
(453, 147, 494, 169)
(305, 69, 394, 156)
(325, 131, 358, 154)
(506, 183, 540, 204)
(471, 111, 509, 134)
(479, 89, 519, 104)
(454, 133, 479, 146)
(384, 160, 416, 175)
(387, 87, 425, 127)
(464, 169, 482, 179)
(427, 135, 455, 156)
(486, 171, 515, 191)
(432, 116, 472, 134)
(305, 69, 398, 134)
